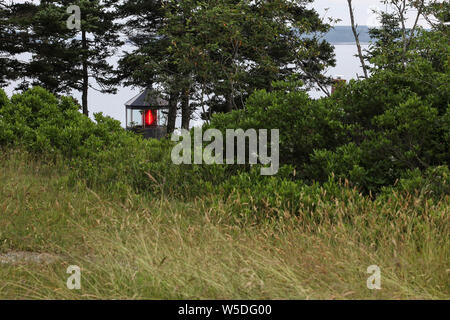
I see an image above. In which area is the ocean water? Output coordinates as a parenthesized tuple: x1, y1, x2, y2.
(3, 44, 370, 127)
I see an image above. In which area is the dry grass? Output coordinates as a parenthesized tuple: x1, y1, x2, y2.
(0, 150, 448, 299)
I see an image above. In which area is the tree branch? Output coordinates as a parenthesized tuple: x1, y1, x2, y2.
(347, 0, 369, 79)
(406, 0, 425, 51)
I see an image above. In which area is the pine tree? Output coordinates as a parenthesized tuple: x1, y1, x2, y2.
(0, 0, 123, 116)
(0, 1, 31, 87)
(164, 0, 336, 116)
(118, 0, 335, 130)
(117, 0, 184, 133)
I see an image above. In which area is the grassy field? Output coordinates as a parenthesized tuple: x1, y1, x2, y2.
(0, 150, 448, 299)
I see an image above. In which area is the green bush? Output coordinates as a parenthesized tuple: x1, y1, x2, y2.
(0, 88, 8, 108)
(1, 63, 448, 220)
(308, 143, 367, 187)
(382, 165, 450, 199)
(218, 165, 365, 221)
(308, 93, 448, 192)
(0, 87, 235, 198)
(208, 31, 449, 194)
(210, 67, 448, 193)
(210, 84, 348, 179)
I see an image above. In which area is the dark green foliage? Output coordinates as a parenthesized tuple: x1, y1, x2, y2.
(0, 87, 230, 197)
(0, 1, 30, 86)
(0, 17, 448, 219)
(382, 165, 449, 199)
(366, 12, 404, 71)
(210, 82, 347, 177)
(313, 30, 449, 192)
(209, 29, 449, 194)
(0, 88, 8, 107)
(118, 0, 336, 128)
(0, 0, 122, 115)
(0, 76, 447, 221)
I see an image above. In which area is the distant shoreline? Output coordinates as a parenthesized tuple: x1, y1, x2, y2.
(330, 42, 370, 46)
(301, 25, 372, 44)
(324, 25, 372, 44)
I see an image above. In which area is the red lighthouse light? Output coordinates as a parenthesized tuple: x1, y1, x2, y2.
(144, 110, 156, 126)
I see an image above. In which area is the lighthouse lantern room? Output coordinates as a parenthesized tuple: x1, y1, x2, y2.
(125, 89, 169, 140)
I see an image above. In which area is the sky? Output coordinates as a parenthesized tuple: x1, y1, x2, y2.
(6, 0, 431, 27)
(3, 0, 431, 127)
(310, 0, 428, 27)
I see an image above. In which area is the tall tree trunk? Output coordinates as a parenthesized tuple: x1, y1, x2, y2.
(167, 90, 179, 135)
(81, 30, 89, 116)
(225, 91, 233, 113)
(181, 87, 190, 130)
(347, 0, 369, 79)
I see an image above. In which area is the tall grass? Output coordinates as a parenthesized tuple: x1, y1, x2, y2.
(0, 150, 448, 299)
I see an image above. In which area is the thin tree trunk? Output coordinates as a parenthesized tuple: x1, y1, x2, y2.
(399, 1, 408, 67)
(347, 0, 369, 79)
(399, 7, 407, 66)
(406, 1, 424, 51)
(81, 29, 89, 116)
(181, 87, 191, 130)
(225, 91, 233, 113)
(167, 90, 179, 135)
(392, 0, 408, 68)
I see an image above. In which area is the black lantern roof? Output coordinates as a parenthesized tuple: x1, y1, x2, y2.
(125, 89, 169, 110)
